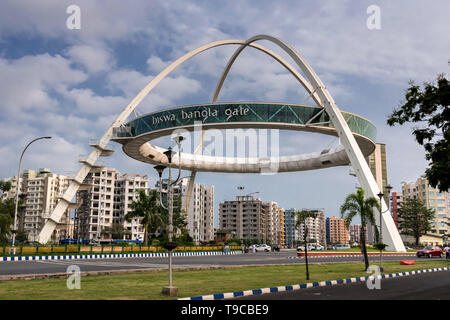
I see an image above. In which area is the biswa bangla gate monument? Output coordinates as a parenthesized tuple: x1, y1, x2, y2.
(38, 35, 406, 252)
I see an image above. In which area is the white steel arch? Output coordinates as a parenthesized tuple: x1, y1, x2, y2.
(38, 35, 405, 252)
(38, 39, 322, 244)
(218, 34, 405, 251)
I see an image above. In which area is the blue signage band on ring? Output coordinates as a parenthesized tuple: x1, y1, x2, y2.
(112, 102, 376, 173)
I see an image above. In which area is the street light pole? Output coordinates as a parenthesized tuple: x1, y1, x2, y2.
(12, 136, 51, 247)
(154, 135, 184, 297)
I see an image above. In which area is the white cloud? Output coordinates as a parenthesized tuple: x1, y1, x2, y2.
(0, 54, 87, 116)
(66, 45, 114, 73)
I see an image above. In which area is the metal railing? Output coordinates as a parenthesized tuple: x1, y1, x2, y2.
(0, 244, 242, 257)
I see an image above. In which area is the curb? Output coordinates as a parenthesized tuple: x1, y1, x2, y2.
(288, 254, 416, 259)
(177, 266, 450, 300)
(0, 251, 242, 263)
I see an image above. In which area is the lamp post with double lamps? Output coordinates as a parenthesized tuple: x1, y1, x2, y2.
(12, 136, 52, 248)
(154, 135, 184, 297)
(376, 184, 392, 272)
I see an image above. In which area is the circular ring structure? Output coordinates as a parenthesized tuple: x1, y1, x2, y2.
(112, 102, 376, 173)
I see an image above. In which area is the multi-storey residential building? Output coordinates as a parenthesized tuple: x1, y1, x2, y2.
(263, 201, 282, 245)
(1, 168, 72, 242)
(153, 177, 214, 244)
(326, 216, 349, 245)
(349, 224, 368, 244)
(297, 209, 326, 246)
(284, 208, 326, 247)
(219, 195, 283, 245)
(279, 208, 285, 247)
(75, 168, 149, 242)
(390, 191, 403, 229)
(284, 208, 299, 247)
(401, 175, 449, 237)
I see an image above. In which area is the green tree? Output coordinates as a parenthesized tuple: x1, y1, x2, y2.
(0, 197, 17, 244)
(126, 189, 162, 246)
(0, 211, 13, 244)
(397, 198, 435, 246)
(159, 195, 188, 240)
(294, 209, 318, 280)
(340, 188, 380, 271)
(0, 180, 12, 194)
(387, 75, 450, 192)
(102, 223, 131, 240)
(15, 230, 28, 243)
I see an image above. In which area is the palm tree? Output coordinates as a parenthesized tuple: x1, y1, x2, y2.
(294, 209, 317, 280)
(340, 188, 380, 271)
(125, 189, 162, 246)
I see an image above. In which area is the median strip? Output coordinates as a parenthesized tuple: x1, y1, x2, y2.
(0, 250, 242, 263)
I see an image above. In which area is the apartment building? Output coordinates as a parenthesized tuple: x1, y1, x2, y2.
(153, 177, 214, 244)
(326, 216, 350, 245)
(297, 209, 326, 246)
(219, 195, 283, 245)
(349, 224, 369, 244)
(390, 191, 403, 229)
(284, 209, 326, 247)
(1, 168, 72, 242)
(75, 168, 149, 242)
(401, 175, 449, 237)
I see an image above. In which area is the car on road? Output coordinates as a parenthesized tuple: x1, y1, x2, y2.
(333, 244, 351, 250)
(255, 244, 271, 252)
(297, 244, 324, 251)
(416, 246, 443, 258)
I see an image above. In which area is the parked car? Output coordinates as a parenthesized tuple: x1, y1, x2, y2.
(297, 244, 324, 251)
(255, 244, 271, 252)
(333, 244, 351, 250)
(416, 246, 443, 258)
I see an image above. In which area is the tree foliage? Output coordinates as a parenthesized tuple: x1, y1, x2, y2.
(387, 75, 450, 191)
(397, 198, 435, 246)
(102, 223, 131, 240)
(0, 180, 12, 194)
(125, 189, 162, 246)
(340, 188, 380, 271)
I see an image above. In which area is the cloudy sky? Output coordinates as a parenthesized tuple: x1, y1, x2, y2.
(0, 0, 449, 225)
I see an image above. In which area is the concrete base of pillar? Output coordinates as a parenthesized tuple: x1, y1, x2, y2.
(162, 286, 178, 296)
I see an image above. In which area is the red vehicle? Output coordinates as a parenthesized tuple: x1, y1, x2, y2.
(416, 246, 444, 258)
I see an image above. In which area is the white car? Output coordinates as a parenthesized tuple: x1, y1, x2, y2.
(255, 244, 271, 252)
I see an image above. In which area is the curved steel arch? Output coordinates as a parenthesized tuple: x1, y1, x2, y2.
(38, 38, 319, 244)
(210, 34, 404, 251)
(38, 35, 405, 252)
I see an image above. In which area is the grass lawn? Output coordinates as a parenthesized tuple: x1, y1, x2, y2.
(0, 260, 448, 300)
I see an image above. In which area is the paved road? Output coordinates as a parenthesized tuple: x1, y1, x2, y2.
(0, 251, 434, 276)
(232, 269, 450, 300)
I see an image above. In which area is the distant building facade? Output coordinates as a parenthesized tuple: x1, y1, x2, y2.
(389, 191, 403, 229)
(401, 175, 449, 237)
(326, 216, 349, 245)
(75, 168, 149, 242)
(219, 195, 283, 245)
(283, 209, 326, 247)
(1, 168, 72, 242)
(349, 224, 368, 244)
(153, 177, 214, 244)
